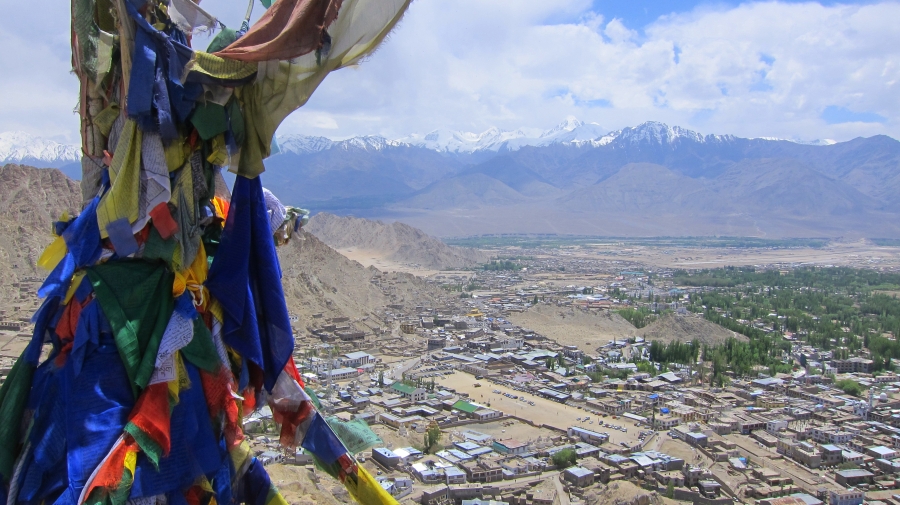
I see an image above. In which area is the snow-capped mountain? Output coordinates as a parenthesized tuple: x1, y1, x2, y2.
(277, 117, 607, 155)
(793, 138, 838, 146)
(537, 117, 607, 144)
(395, 126, 541, 153)
(276, 135, 334, 155)
(275, 118, 845, 157)
(395, 117, 606, 153)
(0, 120, 844, 169)
(579, 121, 738, 149)
(0, 131, 81, 168)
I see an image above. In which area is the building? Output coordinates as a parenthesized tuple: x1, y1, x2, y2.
(791, 442, 821, 469)
(445, 466, 467, 484)
(821, 445, 842, 466)
(829, 490, 864, 505)
(492, 439, 529, 456)
(372, 448, 400, 468)
(736, 414, 767, 434)
(341, 351, 376, 369)
(392, 447, 424, 464)
(841, 449, 865, 465)
(834, 469, 874, 487)
(473, 409, 502, 421)
(461, 460, 503, 483)
(831, 358, 873, 374)
(564, 466, 595, 487)
(698, 480, 722, 498)
(567, 427, 610, 445)
(767, 419, 789, 434)
(653, 415, 680, 430)
(452, 400, 481, 417)
(866, 445, 898, 460)
(390, 383, 427, 402)
(809, 427, 853, 445)
(319, 367, 361, 381)
(673, 425, 708, 447)
(875, 458, 900, 474)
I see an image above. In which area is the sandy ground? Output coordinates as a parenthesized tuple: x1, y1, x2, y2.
(266, 464, 348, 505)
(0, 331, 28, 359)
(324, 237, 900, 281)
(445, 374, 644, 446)
(449, 419, 549, 444)
(336, 248, 443, 276)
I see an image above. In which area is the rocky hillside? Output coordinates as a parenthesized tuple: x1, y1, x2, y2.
(0, 165, 447, 331)
(277, 229, 446, 326)
(305, 212, 487, 269)
(0, 165, 81, 311)
(637, 312, 746, 347)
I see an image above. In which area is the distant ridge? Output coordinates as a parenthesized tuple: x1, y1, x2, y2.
(8, 121, 899, 239)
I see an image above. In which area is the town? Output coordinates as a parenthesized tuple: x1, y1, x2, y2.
(4, 241, 900, 505)
(230, 244, 900, 505)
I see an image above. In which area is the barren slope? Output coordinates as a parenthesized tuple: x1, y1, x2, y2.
(637, 312, 746, 346)
(506, 304, 637, 351)
(0, 165, 81, 313)
(0, 166, 447, 334)
(306, 212, 487, 269)
(277, 230, 446, 325)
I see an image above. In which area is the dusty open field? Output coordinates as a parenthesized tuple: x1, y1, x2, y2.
(0, 331, 28, 359)
(330, 239, 900, 283)
(445, 374, 644, 447)
(335, 248, 443, 276)
(558, 240, 900, 270)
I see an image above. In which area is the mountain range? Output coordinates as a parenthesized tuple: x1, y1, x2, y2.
(6, 119, 900, 238)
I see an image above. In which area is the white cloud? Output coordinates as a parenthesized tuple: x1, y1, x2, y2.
(279, 0, 900, 141)
(0, 0, 897, 143)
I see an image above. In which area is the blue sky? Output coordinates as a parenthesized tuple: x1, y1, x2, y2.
(590, 0, 874, 29)
(0, 0, 897, 143)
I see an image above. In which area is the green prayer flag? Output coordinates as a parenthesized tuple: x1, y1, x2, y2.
(124, 422, 163, 469)
(189, 103, 228, 141)
(0, 356, 34, 482)
(142, 226, 177, 267)
(206, 28, 238, 54)
(88, 260, 174, 396)
(181, 318, 222, 373)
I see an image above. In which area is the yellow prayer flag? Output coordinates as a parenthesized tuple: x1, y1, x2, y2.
(345, 466, 399, 505)
(37, 235, 68, 271)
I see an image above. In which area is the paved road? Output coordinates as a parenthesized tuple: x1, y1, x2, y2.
(388, 356, 421, 379)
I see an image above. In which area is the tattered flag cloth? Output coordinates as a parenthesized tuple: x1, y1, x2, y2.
(212, 0, 341, 62)
(206, 175, 293, 393)
(0, 0, 411, 504)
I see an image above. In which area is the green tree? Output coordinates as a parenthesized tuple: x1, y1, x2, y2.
(835, 379, 863, 397)
(551, 448, 577, 469)
(424, 423, 442, 453)
(378, 370, 385, 387)
(666, 481, 675, 499)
